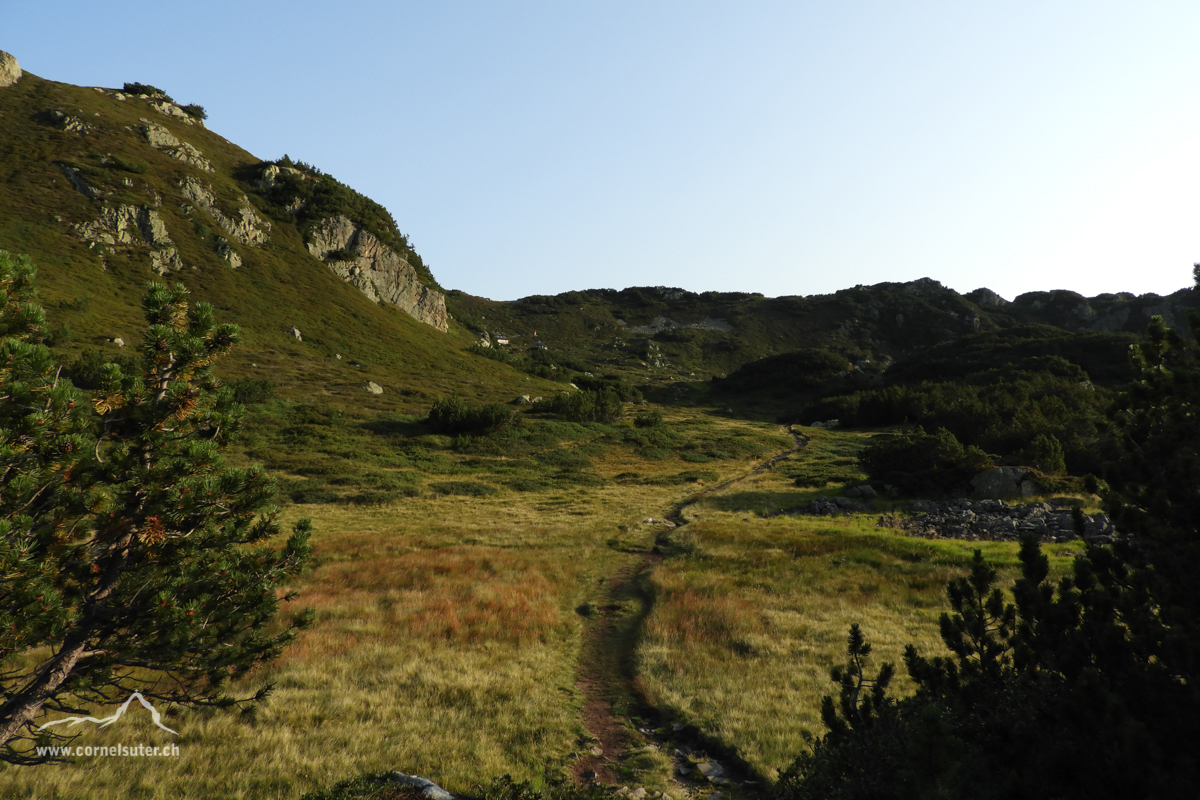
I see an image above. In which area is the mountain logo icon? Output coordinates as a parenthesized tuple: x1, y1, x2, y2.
(38, 692, 178, 735)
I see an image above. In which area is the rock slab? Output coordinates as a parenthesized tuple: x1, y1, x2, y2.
(308, 216, 448, 332)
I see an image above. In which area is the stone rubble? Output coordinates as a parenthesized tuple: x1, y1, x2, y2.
(879, 498, 1116, 544)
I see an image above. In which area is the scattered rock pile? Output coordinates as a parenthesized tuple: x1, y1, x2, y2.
(880, 498, 1115, 544)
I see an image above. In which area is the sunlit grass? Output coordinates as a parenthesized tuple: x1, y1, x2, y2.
(635, 446, 1082, 780)
(0, 412, 787, 799)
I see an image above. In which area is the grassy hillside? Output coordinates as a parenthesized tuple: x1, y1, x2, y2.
(0, 71, 554, 414)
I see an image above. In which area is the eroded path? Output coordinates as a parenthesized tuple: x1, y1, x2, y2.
(571, 428, 808, 792)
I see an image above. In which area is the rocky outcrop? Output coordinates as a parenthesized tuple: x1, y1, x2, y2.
(216, 239, 241, 269)
(0, 52, 21, 87)
(179, 177, 270, 245)
(966, 288, 1007, 308)
(76, 205, 171, 247)
(46, 110, 89, 134)
(307, 215, 448, 332)
(139, 119, 213, 172)
(151, 99, 201, 126)
(75, 204, 184, 275)
(58, 164, 101, 199)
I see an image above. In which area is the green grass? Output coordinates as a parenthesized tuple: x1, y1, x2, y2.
(634, 435, 1082, 780)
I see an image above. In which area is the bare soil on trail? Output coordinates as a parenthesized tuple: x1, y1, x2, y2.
(571, 554, 661, 785)
(570, 428, 808, 790)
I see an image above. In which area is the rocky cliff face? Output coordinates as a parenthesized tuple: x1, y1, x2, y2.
(0, 51, 21, 88)
(307, 215, 448, 332)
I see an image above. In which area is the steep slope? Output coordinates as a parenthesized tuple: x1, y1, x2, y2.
(0, 62, 560, 411)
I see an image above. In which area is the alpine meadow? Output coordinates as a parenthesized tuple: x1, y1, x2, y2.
(1, 44, 1198, 800)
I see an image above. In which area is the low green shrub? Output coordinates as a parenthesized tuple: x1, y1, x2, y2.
(426, 397, 516, 434)
(430, 481, 499, 497)
(122, 82, 172, 100)
(180, 103, 207, 120)
(859, 426, 992, 494)
(634, 409, 664, 428)
(533, 389, 623, 423)
(228, 376, 275, 405)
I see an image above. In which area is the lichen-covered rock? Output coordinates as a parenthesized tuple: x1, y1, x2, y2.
(75, 205, 183, 275)
(45, 109, 89, 134)
(0, 52, 21, 87)
(151, 99, 199, 126)
(141, 119, 179, 148)
(58, 164, 101, 199)
(75, 205, 172, 247)
(150, 247, 184, 275)
(179, 177, 270, 246)
(216, 239, 242, 268)
(966, 288, 1007, 308)
(307, 215, 448, 332)
(139, 119, 213, 171)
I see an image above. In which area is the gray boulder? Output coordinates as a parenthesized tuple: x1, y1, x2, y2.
(384, 773, 454, 800)
(0, 52, 21, 87)
(846, 484, 878, 500)
(971, 467, 1037, 499)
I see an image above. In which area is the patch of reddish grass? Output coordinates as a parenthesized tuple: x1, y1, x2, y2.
(284, 545, 577, 661)
(646, 573, 766, 646)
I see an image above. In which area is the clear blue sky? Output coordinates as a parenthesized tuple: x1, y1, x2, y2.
(6, 2, 1199, 301)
